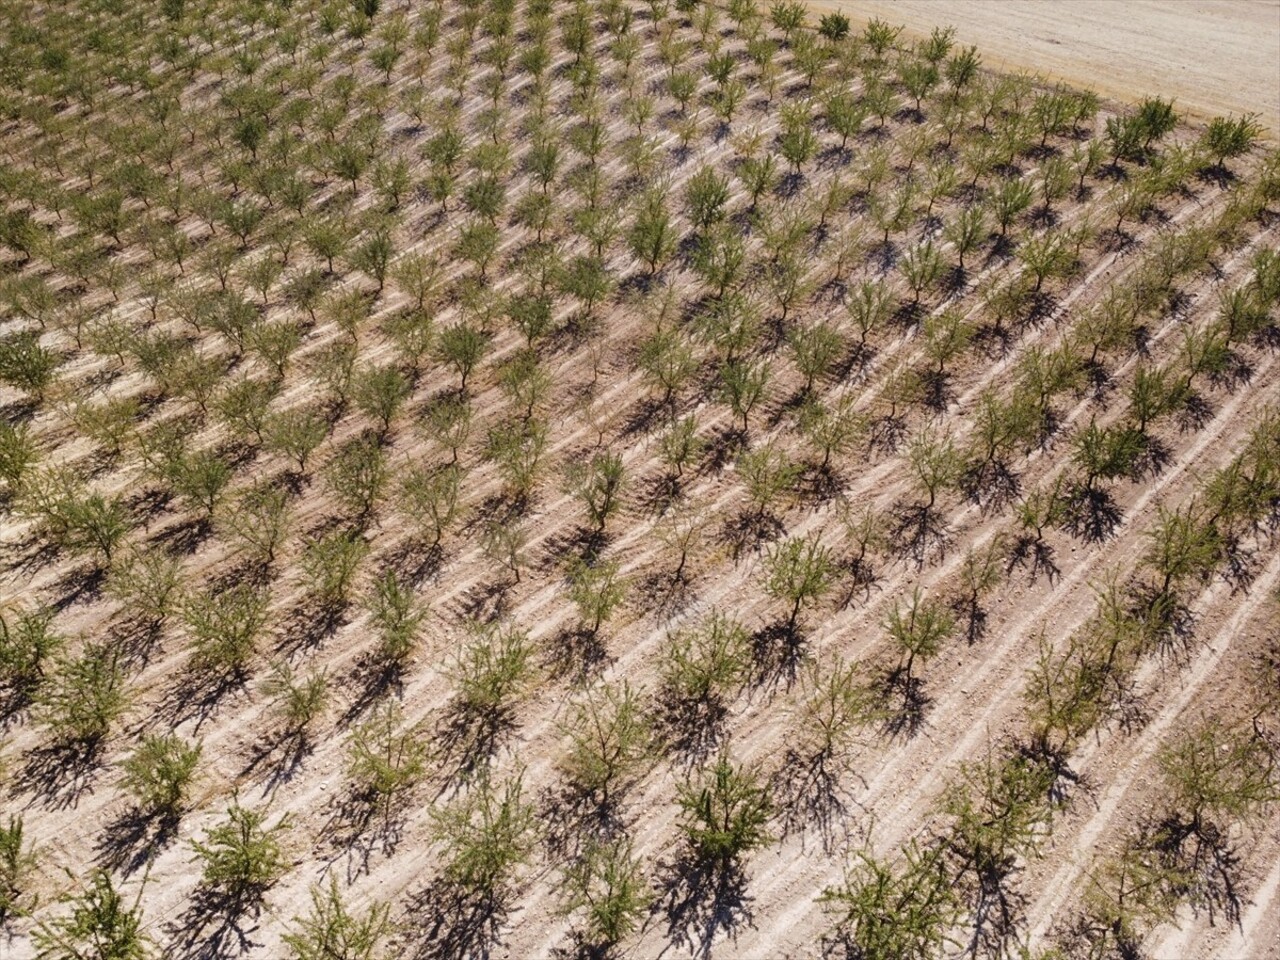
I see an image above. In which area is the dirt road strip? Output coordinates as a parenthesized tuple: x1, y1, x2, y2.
(806, 0, 1280, 134)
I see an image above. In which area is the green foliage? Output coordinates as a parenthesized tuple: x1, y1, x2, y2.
(352, 364, 409, 433)
(224, 483, 291, 565)
(485, 418, 548, 500)
(0, 603, 61, 697)
(1070, 419, 1144, 491)
(364, 569, 425, 669)
(677, 752, 773, 869)
(1156, 719, 1278, 830)
(0, 816, 37, 921)
(183, 583, 270, 677)
(497, 349, 552, 420)
(0, 420, 38, 490)
(191, 802, 290, 905)
(567, 449, 627, 533)
(1076, 839, 1185, 957)
(628, 189, 678, 275)
(32, 871, 151, 960)
(778, 101, 818, 172)
(818, 11, 850, 42)
(637, 327, 698, 406)
(885, 587, 956, 681)
(345, 702, 426, 817)
(265, 406, 330, 473)
(17, 471, 132, 567)
(820, 841, 960, 960)
(567, 558, 627, 637)
(36, 642, 128, 748)
(435, 323, 490, 391)
(685, 165, 731, 230)
(119, 733, 202, 818)
(399, 462, 462, 548)
(662, 612, 752, 712)
(798, 394, 864, 470)
(421, 393, 473, 463)
(559, 680, 651, 806)
(216, 376, 278, 445)
(560, 836, 651, 949)
(432, 771, 537, 899)
(169, 449, 233, 520)
(260, 661, 330, 738)
(282, 876, 391, 960)
(325, 434, 387, 520)
(0, 331, 61, 400)
(941, 751, 1057, 881)
(718, 357, 771, 432)
(795, 656, 878, 765)
(300, 530, 368, 609)
(659, 414, 704, 480)
(450, 621, 535, 724)
(763, 534, 836, 629)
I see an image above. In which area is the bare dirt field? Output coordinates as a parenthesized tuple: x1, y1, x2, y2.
(2, 2, 1280, 960)
(811, 0, 1280, 132)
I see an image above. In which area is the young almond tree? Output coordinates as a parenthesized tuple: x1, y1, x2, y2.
(791, 657, 879, 790)
(718, 357, 771, 434)
(820, 841, 960, 959)
(0, 603, 60, 706)
(119, 733, 202, 822)
(182, 583, 271, 679)
(364, 568, 426, 671)
(31, 871, 153, 960)
(627, 187, 677, 276)
(1156, 719, 1279, 839)
(661, 612, 753, 731)
(260, 661, 330, 743)
(431, 770, 537, 905)
(882, 587, 955, 733)
(568, 558, 628, 640)
(567, 450, 627, 536)
(558, 680, 652, 809)
(435, 322, 491, 393)
(0, 815, 37, 921)
(763, 534, 837, 632)
(36, 642, 129, 750)
(346, 702, 427, 826)
(885, 587, 955, 688)
(677, 751, 774, 873)
(282, 876, 392, 960)
(190, 802, 290, 912)
(560, 836, 652, 953)
(1199, 113, 1263, 175)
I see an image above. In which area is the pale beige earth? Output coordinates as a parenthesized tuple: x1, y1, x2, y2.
(3, 3, 1280, 960)
(811, 0, 1280, 133)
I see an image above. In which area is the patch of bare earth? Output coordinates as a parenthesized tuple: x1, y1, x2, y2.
(811, 0, 1280, 132)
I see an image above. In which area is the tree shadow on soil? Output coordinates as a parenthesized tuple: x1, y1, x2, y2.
(656, 855, 755, 960)
(544, 626, 610, 684)
(167, 887, 265, 960)
(399, 880, 511, 960)
(95, 805, 180, 876)
(891, 501, 951, 568)
(878, 667, 932, 740)
(16, 740, 102, 810)
(771, 749, 862, 855)
(751, 619, 808, 693)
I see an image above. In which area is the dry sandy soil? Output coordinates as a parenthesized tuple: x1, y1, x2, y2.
(811, 0, 1280, 133)
(2, 3, 1280, 960)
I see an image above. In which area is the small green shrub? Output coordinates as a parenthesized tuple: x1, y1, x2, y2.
(32, 870, 151, 960)
(282, 876, 391, 960)
(191, 802, 290, 906)
(119, 733, 202, 819)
